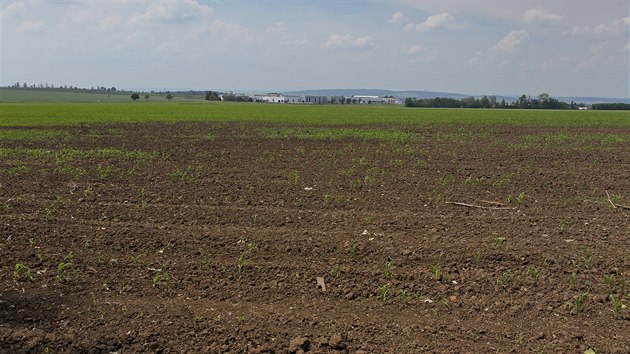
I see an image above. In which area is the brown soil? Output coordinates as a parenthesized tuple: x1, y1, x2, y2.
(1, 122, 629, 353)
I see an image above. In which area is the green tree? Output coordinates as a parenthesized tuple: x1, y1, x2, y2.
(144, 94, 150, 101)
(489, 95, 497, 108)
(479, 96, 491, 108)
(166, 93, 173, 100)
(130, 93, 140, 101)
(517, 94, 528, 108)
(538, 92, 550, 103)
(205, 91, 221, 101)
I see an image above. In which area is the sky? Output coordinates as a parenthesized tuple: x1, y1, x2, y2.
(1, 0, 629, 97)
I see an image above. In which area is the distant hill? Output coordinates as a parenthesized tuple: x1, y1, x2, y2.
(282, 88, 629, 105)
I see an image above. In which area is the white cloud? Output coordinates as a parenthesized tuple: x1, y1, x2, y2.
(99, 14, 123, 32)
(594, 16, 629, 35)
(405, 13, 462, 32)
(157, 41, 183, 53)
(211, 20, 251, 40)
(402, 45, 428, 55)
(267, 22, 306, 46)
(325, 34, 350, 49)
(495, 30, 528, 51)
(1, 2, 26, 17)
(562, 26, 591, 36)
(564, 16, 630, 37)
(129, 0, 213, 26)
(354, 36, 375, 49)
(523, 9, 563, 24)
(590, 41, 609, 54)
(17, 20, 45, 33)
(389, 12, 408, 24)
(325, 34, 375, 50)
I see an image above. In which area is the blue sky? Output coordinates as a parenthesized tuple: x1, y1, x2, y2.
(1, 0, 628, 97)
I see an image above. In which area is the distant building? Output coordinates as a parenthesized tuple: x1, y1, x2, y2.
(352, 95, 390, 104)
(251, 93, 286, 103)
(245, 93, 401, 105)
(284, 95, 304, 103)
(304, 96, 328, 104)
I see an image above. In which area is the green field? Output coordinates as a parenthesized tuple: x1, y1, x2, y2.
(0, 88, 205, 104)
(1, 100, 629, 128)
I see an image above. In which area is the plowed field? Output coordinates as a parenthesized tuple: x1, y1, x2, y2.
(2, 120, 629, 353)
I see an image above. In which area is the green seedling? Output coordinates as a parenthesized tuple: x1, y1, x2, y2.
(384, 258, 394, 279)
(237, 252, 247, 272)
(430, 264, 450, 283)
(571, 292, 589, 314)
(43, 195, 63, 221)
(330, 266, 341, 278)
(438, 174, 454, 186)
(493, 237, 506, 248)
(492, 174, 512, 188)
(378, 284, 388, 302)
(152, 272, 170, 287)
(44, 205, 54, 221)
(348, 242, 357, 258)
(474, 250, 481, 263)
(569, 272, 578, 288)
(129, 254, 144, 267)
(430, 264, 442, 280)
(396, 289, 411, 302)
(609, 294, 624, 318)
(507, 192, 526, 204)
(287, 170, 300, 185)
(527, 267, 541, 283)
(620, 277, 629, 295)
(236, 240, 257, 272)
(55, 261, 77, 282)
(498, 270, 512, 288)
(14, 263, 33, 281)
(604, 274, 615, 292)
(580, 247, 592, 269)
(464, 176, 485, 185)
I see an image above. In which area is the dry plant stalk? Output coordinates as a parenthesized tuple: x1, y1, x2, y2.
(605, 190, 630, 210)
(446, 201, 516, 210)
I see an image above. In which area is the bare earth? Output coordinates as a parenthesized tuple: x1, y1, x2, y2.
(1, 122, 629, 353)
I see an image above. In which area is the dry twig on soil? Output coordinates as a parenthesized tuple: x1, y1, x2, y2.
(478, 200, 508, 206)
(605, 190, 630, 210)
(446, 201, 517, 210)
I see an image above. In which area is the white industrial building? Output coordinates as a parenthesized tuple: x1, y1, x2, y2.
(248, 93, 402, 105)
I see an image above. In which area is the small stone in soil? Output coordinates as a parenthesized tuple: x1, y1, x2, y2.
(289, 337, 310, 353)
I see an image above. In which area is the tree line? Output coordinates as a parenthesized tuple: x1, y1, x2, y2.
(8, 82, 123, 93)
(591, 103, 630, 110)
(405, 93, 588, 110)
(205, 90, 252, 102)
